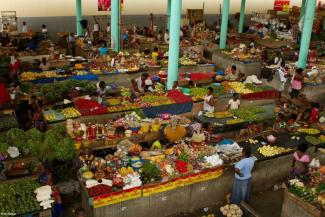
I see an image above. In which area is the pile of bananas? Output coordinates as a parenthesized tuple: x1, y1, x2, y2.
(118, 167, 135, 177)
(128, 144, 142, 153)
(297, 128, 320, 135)
(258, 145, 292, 157)
(247, 139, 259, 144)
(61, 107, 81, 119)
(226, 118, 245, 125)
(215, 111, 232, 119)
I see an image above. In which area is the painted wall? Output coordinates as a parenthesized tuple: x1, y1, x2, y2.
(0, 0, 318, 17)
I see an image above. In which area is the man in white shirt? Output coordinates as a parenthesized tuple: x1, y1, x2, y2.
(227, 93, 241, 110)
(277, 62, 287, 92)
(22, 21, 28, 33)
(164, 29, 169, 44)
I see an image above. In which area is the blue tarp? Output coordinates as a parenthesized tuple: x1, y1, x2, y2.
(142, 102, 193, 118)
(71, 74, 98, 81)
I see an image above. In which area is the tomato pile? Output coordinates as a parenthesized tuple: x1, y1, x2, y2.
(88, 184, 112, 197)
(167, 90, 192, 104)
(75, 99, 108, 116)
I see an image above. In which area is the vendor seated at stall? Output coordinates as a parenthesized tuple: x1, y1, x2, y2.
(132, 73, 150, 93)
(310, 102, 320, 124)
(224, 65, 238, 80)
(122, 30, 129, 44)
(273, 113, 286, 132)
(98, 42, 108, 56)
(151, 47, 159, 62)
(164, 29, 169, 44)
(39, 57, 50, 71)
(203, 87, 215, 112)
(227, 93, 240, 110)
(290, 143, 310, 181)
(286, 114, 299, 132)
(97, 81, 108, 97)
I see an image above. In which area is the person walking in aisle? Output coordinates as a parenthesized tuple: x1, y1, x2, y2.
(231, 146, 255, 204)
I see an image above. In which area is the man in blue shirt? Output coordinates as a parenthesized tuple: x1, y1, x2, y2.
(231, 145, 255, 204)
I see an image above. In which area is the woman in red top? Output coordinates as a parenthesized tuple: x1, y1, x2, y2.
(9, 55, 20, 83)
(310, 102, 320, 123)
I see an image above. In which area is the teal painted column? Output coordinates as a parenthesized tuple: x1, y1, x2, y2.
(300, 0, 306, 21)
(219, 0, 230, 49)
(297, 0, 317, 68)
(238, 0, 246, 33)
(111, 0, 120, 52)
(76, 0, 83, 36)
(167, 0, 182, 90)
(167, 0, 171, 30)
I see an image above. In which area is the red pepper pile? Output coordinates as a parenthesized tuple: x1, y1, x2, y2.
(167, 90, 192, 104)
(189, 72, 215, 81)
(88, 184, 112, 197)
(75, 99, 107, 116)
(175, 160, 188, 173)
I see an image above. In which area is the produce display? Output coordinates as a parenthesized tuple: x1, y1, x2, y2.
(305, 135, 325, 146)
(190, 87, 207, 99)
(78, 131, 223, 197)
(220, 204, 243, 217)
(61, 107, 81, 119)
(20, 71, 67, 81)
(288, 162, 325, 210)
(39, 80, 96, 103)
(167, 90, 193, 104)
(228, 82, 253, 94)
(179, 56, 197, 66)
(258, 145, 292, 157)
(43, 109, 65, 122)
(0, 125, 75, 161)
(0, 115, 18, 131)
(230, 106, 265, 122)
(75, 99, 108, 116)
(214, 111, 233, 119)
(297, 128, 320, 135)
(0, 180, 41, 215)
(226, 118, 245, 125)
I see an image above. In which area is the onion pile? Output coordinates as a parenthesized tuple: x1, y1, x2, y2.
(220, 204, 243, 217)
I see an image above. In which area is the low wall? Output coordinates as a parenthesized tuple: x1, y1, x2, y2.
(82, 147, 323, 217)
(205, 50, 261, 76)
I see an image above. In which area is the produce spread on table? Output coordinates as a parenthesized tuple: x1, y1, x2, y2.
(288, 164, 325, 210)
(78, 136, 224, 197)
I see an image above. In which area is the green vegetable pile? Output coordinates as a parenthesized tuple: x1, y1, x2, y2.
(178, 152, 189, 162)
(0, 125, 75, 161)
(0, 180, 40, 215)
(40, 80, 96, 102)
(190, 88, 207, 98)
(230, 106, 265, 122)
(305, 136, 324, 146)
(139, 162, 161, 184)
(288, 185, 317, 204)
(210, 85, 227, 96)
(244, 83, 273, 93)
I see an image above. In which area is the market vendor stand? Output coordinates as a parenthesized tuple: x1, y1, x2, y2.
(208, 50, 261, 76)
(80, 167, 224, 217)
(281, 189, 323, 217)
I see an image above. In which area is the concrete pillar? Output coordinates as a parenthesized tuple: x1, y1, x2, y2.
(238, 0, 246, 33)
(297, 0, 317, 68)
(167, 0, 182, 90)
(300, 0, 307, 21)
(76, 0, 83, 36)
(111, 0, 120, 52)
(167, 0, 172, 30)
(219, 0, 230, 49)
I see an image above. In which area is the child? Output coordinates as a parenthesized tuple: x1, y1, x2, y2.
(273, 113, 286, 132)
(227, 93, 240, 110)
(151, 47, 159, 62)
(310, 102, 320, 124)
(290, 143, 310, 181)
(290, 68, 304, 99)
